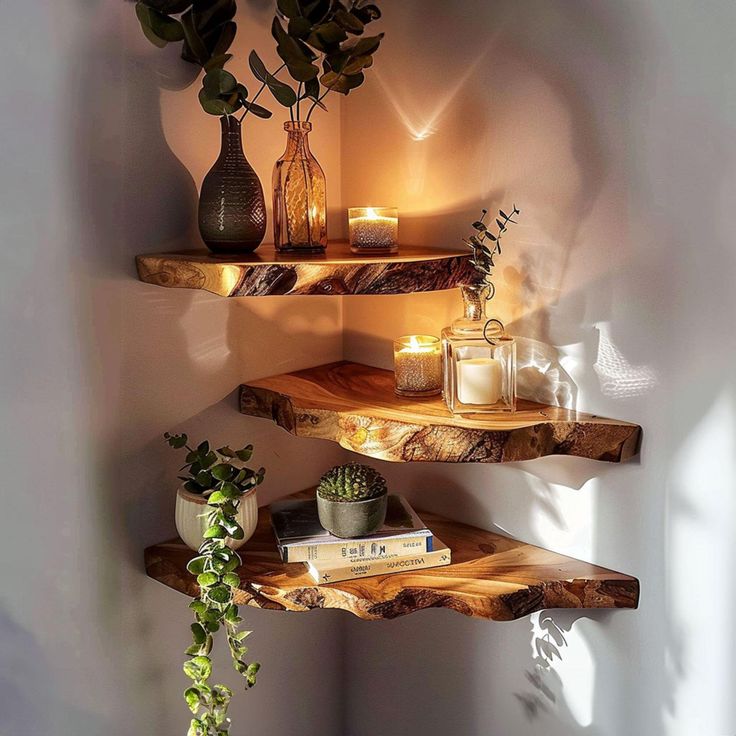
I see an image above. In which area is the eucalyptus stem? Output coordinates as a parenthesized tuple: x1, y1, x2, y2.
(240, 62, 287, 123)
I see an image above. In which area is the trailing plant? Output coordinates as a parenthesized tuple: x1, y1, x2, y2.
(164, 432, 266, 736)
(464, 205, 521, 302)
(248, 0, 384, 122)
(317, 463, 387, 502)
(133, 0, 273, 118)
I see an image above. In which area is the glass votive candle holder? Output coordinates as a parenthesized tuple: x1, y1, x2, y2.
(348, 207, 399, 254)
(393, 335, 442, 398)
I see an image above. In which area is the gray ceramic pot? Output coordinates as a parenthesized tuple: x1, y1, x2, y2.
(317, 493, 388, 539)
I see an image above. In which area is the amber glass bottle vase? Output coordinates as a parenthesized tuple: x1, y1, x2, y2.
(272, 121, 327, 254)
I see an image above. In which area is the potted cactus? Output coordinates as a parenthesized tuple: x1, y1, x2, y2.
(316, 463, 388, 538)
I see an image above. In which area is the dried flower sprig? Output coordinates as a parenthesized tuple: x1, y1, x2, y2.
(463, 205, 521, 301)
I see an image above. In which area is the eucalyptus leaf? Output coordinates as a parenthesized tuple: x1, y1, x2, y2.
(277, 0, 301, 19)
(240, 100, 273, 118)
(198, 89, 235, 116)
(204, 53, 232, 71)
(352, 3, 381, 23)
(136, 3, 185, 43)
(334, 9, 364, 34)
(248, 51, 298, 107)
(181, 9, 210, 65)
(194, 0, 236, 33)
(145, 0, 194, 12)
(307, 21, 348, 50)
(319, 70, 364, 94)
(288, 16, 313, 39)
(211, 20, 236, 56)
(345, 32, 383, 57)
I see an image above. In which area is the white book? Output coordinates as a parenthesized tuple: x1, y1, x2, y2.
(306, 538, 451, 584)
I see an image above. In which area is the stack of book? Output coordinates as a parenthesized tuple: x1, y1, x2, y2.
(270, 495, 451, 583)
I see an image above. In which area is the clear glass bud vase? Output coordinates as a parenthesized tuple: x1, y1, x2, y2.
(441, 283, 516, 414)
(272, 121, 327, 253)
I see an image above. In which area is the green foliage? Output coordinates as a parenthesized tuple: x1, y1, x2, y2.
(317, 463, 387, 502)
(133, 0, 272, 118)
(463, 205, 521, 298)
(165, 432, 266, 736)
(249, 0, 383, 121)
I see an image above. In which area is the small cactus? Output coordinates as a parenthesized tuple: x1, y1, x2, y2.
(317, 463, 388, 503)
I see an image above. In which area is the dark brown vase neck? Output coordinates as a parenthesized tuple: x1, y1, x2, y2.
(218, 115, 246, 164)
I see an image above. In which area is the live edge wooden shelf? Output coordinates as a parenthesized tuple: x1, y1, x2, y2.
(135, 241, 475, 297)
(145, 491, 639, 621)
(239, 362, 642, 464)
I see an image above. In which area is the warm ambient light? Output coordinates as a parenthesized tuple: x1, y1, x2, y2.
(348, 206, 399, 254)
(393, 334, 442, 398)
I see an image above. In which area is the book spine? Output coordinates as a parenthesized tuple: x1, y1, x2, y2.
(309, 548, 452, 584)
(283, 534, 433, 563)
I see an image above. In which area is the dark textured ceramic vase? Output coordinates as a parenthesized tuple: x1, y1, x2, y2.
(198, 116, 266, 254)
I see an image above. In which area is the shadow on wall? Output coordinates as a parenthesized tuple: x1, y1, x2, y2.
(338, 0, 708, 733)
(64, 3, 345, 734)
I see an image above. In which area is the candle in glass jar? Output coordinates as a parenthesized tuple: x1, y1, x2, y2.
(348, 207, 399, 254)
(457, 357, 502, 405)
(393, 335, 442, 397)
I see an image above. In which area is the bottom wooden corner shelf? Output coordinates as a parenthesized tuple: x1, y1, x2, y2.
(144, 492, 639, 622)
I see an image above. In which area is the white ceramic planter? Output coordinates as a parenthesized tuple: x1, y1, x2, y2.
(175, 486, 258, 552)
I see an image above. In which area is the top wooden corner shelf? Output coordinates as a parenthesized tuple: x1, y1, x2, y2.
(135, 241, 475, 297)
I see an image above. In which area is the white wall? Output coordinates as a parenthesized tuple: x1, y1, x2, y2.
(340, 2, 736, 735)
(0, 1, 346, 734)
(3, 2, 735, 735)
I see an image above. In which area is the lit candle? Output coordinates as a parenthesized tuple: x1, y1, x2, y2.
(457, 357, 502, 405)
(393, 335, 442, 397)
(348, 207, 399, 254)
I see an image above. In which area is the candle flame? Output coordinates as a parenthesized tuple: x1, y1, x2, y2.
(365, 207, 378, 220)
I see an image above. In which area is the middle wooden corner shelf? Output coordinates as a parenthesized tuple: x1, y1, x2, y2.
(239, 362, 642, 464)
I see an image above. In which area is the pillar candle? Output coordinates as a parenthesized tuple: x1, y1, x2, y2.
(457, 357, 502, 405)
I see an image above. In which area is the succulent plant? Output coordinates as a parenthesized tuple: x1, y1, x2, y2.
(317, 463, 387, 502)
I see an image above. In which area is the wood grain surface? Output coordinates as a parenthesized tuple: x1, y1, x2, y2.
(136, 241, 475, 296)
(144, 490, 639, 621)
(239, 362, 642, 463)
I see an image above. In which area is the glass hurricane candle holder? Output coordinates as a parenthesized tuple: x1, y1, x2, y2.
(393, 335, 443, 398)
(348, 207, 398, 254)
(441, 283, 516, 414)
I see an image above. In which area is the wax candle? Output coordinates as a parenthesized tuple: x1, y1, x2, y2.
(457, 357, 502, 405)
(393, 335, 442, 397)
(348, 207, 399, 254)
